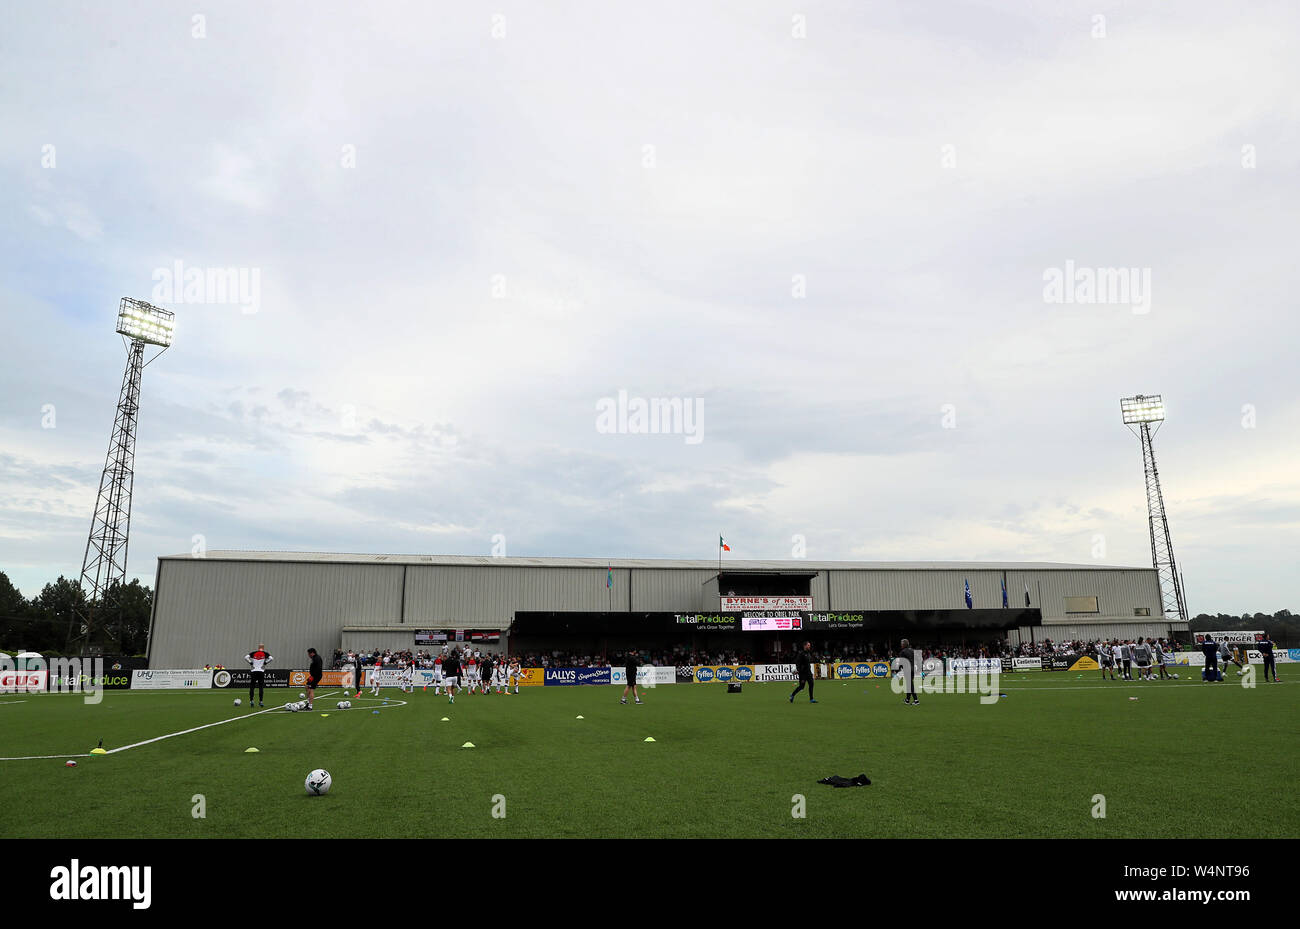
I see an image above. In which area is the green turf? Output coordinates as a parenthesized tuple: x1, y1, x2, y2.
(2, 674, 1297, 838)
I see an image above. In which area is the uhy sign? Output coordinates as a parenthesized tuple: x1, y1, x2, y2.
(1, 656, 105, 704)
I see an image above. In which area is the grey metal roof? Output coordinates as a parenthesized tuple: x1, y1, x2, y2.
(161, 550, 1149, 572)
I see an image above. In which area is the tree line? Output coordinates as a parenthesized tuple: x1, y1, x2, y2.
(0, 570, 152, 656)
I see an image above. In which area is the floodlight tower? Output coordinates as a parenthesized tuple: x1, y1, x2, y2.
(71, 298, 175, 649)
(1120, 394, 1188, 626)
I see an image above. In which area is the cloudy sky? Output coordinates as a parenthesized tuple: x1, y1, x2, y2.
(1, 0, 1296, 613)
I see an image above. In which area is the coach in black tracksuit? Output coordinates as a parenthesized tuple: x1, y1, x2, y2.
(789, 642, 817, 704)
(897, 638, 919, 706)
(1258, 638, 1279, 682)
(1200, 637, 1221, 682)
(245, 644, 273, 707)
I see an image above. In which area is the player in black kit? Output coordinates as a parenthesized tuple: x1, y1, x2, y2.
(305, 648, 323, 710)
(789, 642, 817, 704)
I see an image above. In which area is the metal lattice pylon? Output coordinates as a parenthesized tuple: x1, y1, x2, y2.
(73, 342, 145, 647)
(71, 298, 173, 649)
(1132, 420, 1188, 625)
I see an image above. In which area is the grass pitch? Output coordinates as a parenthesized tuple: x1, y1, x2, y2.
(2, 674, 1296, 838)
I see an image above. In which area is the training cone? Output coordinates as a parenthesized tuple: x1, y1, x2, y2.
(372, 710, 380, 714)
(643, 736, 656, 742)
(90, 748, 107, 755)
(1129, 696, 1139, 701)
(440, 716, 450, 721)
(65, 760, 77, 767)
(461, 742, 476, 748)
(576, 715, 585, 719)
(244, 747, 260, 753)
(320, 713, 329, 717)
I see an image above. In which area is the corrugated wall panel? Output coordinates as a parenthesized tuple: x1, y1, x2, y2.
(829, 570, 1009, 611)
(1010, 568, 1163, 621)
(629, 569, 715, 611)
(809, 571, 829, 608)
(150, 560, 403, 667)
(404, 566, 618, 626)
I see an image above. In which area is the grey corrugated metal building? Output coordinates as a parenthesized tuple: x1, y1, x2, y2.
(146, 551, 1181, 667)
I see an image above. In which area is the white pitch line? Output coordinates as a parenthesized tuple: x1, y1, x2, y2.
(0, 690, 369, 761)
(997, 682, 1281, 692)
(0, 700, 28, 706)
(103, 690, 343, 754)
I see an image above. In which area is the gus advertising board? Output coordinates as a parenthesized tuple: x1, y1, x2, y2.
(132, 669, 211, 690)
(0, 669, 47, 693)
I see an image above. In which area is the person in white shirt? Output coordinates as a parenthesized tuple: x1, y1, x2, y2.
(507, 657, 522, 694)
(491, 659, 508, 694)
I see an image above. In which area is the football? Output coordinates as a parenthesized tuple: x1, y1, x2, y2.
(299, 692, 306, 698)
(234, 698, 242, 706)
(305, 768, 332, 796)
(1172, 674, 1179, 679)
(287, 702, 299, 712)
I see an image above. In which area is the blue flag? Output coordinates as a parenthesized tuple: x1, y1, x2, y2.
(1001, 576, 1008, 609)
(964, 578, 973, 609)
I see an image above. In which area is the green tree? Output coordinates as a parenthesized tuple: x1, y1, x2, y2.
(29, 576, 88, 652)
(97, 578, 152, 655)
(0, 570, 31, 646)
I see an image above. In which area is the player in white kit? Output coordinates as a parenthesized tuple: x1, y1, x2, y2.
(507, 657, 522, 693)
(399, 661, 415, 694)
(491, 658, 508, 694)
(369, 658, 383, 696)
(470, 657, 486, 696)
(430, 655, 444, 694)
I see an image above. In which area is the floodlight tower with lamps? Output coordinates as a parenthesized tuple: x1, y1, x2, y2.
(71, 298, 175, 650)
(1120, 394, 1188, 626)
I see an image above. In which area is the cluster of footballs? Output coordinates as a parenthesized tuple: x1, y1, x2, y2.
(336, 700, 353, 709)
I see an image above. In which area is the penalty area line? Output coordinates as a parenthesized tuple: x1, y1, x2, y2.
(104, 690, 344, 754)
(0, 690, 346, 761)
